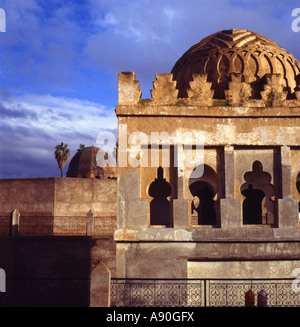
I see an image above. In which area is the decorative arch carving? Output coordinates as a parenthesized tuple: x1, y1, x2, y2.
(189, 164, 218, 226)
(240, 161, 275, 225)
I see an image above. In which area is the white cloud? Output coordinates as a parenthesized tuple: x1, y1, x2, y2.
(0, 93, 117, 178)
(1, 93, 117, 135)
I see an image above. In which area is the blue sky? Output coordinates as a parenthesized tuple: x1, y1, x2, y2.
(0, 0, 300, 178)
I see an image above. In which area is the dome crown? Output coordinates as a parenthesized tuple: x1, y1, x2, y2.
(171, 29, 300, 99)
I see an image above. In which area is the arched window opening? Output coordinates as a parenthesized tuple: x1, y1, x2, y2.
(240, 161, 275, 225)
(148, 167, 172, 226)
(191, 182, 216, 225)
(189, 164, 218, 226)
(242, 184, 265, 224)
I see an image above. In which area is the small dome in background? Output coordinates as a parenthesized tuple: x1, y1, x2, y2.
(171, 29, 300, 99)
(66, 146, 116, 179)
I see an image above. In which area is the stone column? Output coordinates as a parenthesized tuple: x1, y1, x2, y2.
(173, 176, 189, 228)
(220, 145, 242, 228)
(117, 169, 148, 228)
(278, 146, 298, 228)
(173, 146, 189, 228)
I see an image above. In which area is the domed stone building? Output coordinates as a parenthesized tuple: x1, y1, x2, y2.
(1, 28, 300, 307)
(67, 146, 116, 179)
(113, 29, 300, 305)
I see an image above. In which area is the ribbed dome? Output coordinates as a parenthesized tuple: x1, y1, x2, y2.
(171, 29, 300, 99)
(66, 146, 116, 179)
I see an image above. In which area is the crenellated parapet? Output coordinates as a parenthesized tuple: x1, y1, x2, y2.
(117, 71, 300, 109)
(186, 74, 214, 105)
(261, 74, 288, 107)
(225, 73, 252, 106)
(118, 72, 142, 105)
(150, 74, 178, 105)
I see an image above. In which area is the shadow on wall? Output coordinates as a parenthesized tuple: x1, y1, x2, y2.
(0, 236, 114, 307)
(148, 167, 172, 226)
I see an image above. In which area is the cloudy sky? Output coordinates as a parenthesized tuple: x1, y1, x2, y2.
(0, 0, 300, 178)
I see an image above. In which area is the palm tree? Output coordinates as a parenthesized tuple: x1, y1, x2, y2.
(77, 144, 85, 151)
(54, 142, 70, 177)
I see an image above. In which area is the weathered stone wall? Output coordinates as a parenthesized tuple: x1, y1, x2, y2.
(0, 178, 55, 214)
(188, 260, 300, 279)
(115, 72, 300, 279)
(54, 177, 117, 217)
(0, 178, 117, 236)
(116, 241, 300, 279)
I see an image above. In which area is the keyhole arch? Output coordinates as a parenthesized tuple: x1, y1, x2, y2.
(240, 160, 275, 225)
(148, 166, 172, 226)
(189, 164, 218, 226)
